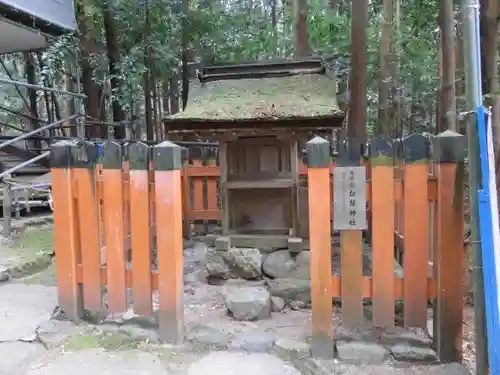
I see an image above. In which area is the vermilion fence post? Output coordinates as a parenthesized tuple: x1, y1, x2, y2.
(432, 131, 467, 362)
(102, 141, 128, 313)
(153, 141, 184, 344)
(370, 137, 396, 328)
(129, 142, 153, 316)
(402, 134, 431, 327)
(74, 141, 102, 311)
(51, 140, 83, 321)
(307, 136, 334, 359)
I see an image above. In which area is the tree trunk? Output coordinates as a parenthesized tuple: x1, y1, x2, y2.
(293, 0, 310, 56)
(438, 0, 456, 132)
(76, 0, 103, 138)
(24, 52, 40, 149)
(181, 0, 190, 111)
(347, 0, 368, 142)
(64, 61, 77, 137)
(170, 75, 180, 114)
(102, 0, 126, 139)
(378, 0, 393, 136)
(144, 0, 154, 140)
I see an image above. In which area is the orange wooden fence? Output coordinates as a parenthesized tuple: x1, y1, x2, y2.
(51, 132, 466, 362)
(305, 133, 466, 362)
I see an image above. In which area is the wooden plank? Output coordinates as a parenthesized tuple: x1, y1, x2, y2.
(51, 142, 83, 321)
(307, 137, 334, 359)
(434, 133, 465, 362)
(75, 162, 102, 311)
(403, 160, 429, 326)
(154, 142, 184, 344)
(76, 265, 438, 299)
(370, 138, 395, 328)
(129, 142, 153, 316)
(192, 160, 204, 212)
(181, 159, 192, 238)
(206, 160, 218, 211)
(331, 276, 436, 299)
(102, 141, 128, 313)
(340, 230, 364, 326)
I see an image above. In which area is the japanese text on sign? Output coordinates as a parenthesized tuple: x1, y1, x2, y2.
(333, 166, 367, 230)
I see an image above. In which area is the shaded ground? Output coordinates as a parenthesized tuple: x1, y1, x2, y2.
(0, 225, 53, 280)
(0, 226, 474, 375)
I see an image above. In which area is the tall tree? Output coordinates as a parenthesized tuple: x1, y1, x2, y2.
(378, 0, 393, 135)
(293, 0, 310, 56)
(348, 0, 368, 141)
(438, 0, 456, 132)
(103, 0, 126, 139)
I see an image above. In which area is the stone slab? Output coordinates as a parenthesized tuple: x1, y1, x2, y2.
(0, 342, 46, 375)
(26, 349, 169, 375)
(336, 341, 388, 364)
(187, 352, 301, 375)
(0, 284, 57, 341)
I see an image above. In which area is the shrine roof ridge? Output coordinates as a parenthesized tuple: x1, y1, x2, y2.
(165, 58, 344, 128)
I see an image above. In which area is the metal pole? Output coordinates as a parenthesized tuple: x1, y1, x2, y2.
(0, 77, 87, 99)
(75, 61, 85, 140)
(2, 183, 12, 238)
(0, 151, 50, 180)
(0, 114, 81, 152)
(462, 0, 489, 373)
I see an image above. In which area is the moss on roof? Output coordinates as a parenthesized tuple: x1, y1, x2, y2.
(170, 73, 342, 121)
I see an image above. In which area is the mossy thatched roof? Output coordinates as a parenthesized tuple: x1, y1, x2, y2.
(170, 73, 342, 122)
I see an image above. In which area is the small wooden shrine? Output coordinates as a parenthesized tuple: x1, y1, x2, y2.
(164, 58, 344, 250)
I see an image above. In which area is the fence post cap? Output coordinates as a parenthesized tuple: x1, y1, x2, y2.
(180, 146, 189, 163)
(71, 140, 98, 169)
(370, 137, 395, 166)
(153, 141, 182, 171)
(102, 140, 123, 169)
(51, 140, 78, 168)
(432, 130, 466, 163)
(306, 136, 330, 168)
(338, 138, 362, 167)
(402, 133, 430, 163)
(129, 141, 150, 170)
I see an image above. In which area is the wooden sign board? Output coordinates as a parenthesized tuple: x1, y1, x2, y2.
(333, 166, 367, 230)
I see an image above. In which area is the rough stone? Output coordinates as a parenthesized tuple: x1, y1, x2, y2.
(263, 250, 309, 279)
(215, 236, 231, 252)
(272, 338, 311, 361)
(223, 278, 267, 288)
(381, 330, 432, 347)
(287, 237, 303, 253)
(0, 342, 47, 375)
(185, 269, 208, 285)
(267, 278, 311, 303)
(228, 329, 276, 352)
(288, 300, 308, 310)
(336, 341, 388, 364)
(205, 253, 230, 279)
(323, 363, 472, 375)
(390, 343, 438, 362)
(0, 284, 57, 342)
(0, 270, 9, 282)
(118, 324, 161, 344)
(25, 348, 169, 375)
(187, 352, 301, 375)
(186, 324, 231, 349)
(183, 242, 208, 275)
(224, 287, 271, 321)
(36, 319, 78, 348)
(223, 248, 262, 280)
(271, 296, 286, 312)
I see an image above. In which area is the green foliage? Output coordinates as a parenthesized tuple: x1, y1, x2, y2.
(0, 0, 445, 134)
